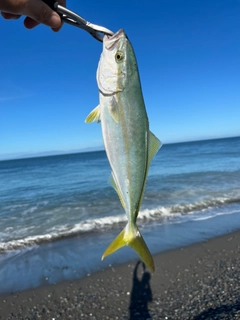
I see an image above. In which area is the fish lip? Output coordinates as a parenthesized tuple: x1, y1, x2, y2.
(103, 29, 125, 50)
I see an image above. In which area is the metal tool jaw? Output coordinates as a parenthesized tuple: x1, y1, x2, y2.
(43, 0, 114, 42)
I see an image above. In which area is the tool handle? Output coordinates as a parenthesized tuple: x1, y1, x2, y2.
(42, 0, 57, 11)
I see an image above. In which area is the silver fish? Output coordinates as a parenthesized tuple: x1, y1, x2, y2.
(85, 29, 161, 272)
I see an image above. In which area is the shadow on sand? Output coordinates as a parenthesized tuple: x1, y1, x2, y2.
(129, 261, 153, 320)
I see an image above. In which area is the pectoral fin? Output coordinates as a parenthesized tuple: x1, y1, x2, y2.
(108, 96, 119, 123)
(85, 105, 101, 123)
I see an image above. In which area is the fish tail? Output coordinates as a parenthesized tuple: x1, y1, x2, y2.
(101, 223, 155, 272)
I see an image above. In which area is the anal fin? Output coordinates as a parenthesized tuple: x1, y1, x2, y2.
(108, 172, 126, 210)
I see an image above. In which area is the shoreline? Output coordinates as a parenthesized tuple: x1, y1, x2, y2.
(1, 229, 240, 319)
(2, 208, 240, 296)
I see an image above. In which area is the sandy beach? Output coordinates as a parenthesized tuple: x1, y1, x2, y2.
(1, 229, 240, 319)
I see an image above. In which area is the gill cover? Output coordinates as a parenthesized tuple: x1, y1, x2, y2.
(97, 29, 128, 95)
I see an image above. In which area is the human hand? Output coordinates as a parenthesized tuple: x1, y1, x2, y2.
(0, 0, 66, 31)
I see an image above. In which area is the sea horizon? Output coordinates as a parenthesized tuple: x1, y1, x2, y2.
(1, 134, 239, 162)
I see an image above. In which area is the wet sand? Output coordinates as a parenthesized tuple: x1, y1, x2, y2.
(1, 229, 240, 319)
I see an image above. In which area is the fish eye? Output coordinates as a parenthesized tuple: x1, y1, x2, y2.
(115, 51, 124, 62)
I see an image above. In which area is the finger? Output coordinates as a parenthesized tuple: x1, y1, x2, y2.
(1, 12, 21, 20)
(24, 16, 63, 32)
(50, 0, 66, 32)
(25, 0, 61, 29)
(24, 16, 39, 29)
(51, 24, 63, 32)
(51, 0, 65, 31)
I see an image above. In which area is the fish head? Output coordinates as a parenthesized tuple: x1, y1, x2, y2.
(97, 29, 137, 96)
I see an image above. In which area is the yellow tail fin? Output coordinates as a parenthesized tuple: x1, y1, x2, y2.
(102, 224, 155, 272)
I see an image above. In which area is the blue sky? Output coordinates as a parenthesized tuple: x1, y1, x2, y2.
(1, 0, 240, 160)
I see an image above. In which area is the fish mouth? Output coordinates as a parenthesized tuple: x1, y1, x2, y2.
(104, 29, 126, 50)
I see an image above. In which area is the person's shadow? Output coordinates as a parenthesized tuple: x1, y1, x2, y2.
(129, 261, 153, 319)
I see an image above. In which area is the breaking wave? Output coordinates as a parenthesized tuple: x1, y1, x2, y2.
(1, 194, 240, 253)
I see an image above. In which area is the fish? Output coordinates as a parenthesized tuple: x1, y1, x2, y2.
(85, 29, 161, 272)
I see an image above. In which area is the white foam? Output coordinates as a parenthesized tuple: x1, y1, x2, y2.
(0, 213, 127, 252)
(1, 194, 239, 253)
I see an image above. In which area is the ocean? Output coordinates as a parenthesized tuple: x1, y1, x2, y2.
(0, 136, 240, 293)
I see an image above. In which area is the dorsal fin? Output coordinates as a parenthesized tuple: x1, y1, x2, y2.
(137, 131, 162, 211)
(147, 131, 162, 167)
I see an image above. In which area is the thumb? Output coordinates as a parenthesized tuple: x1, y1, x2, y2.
(25, 0, 61, 28)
